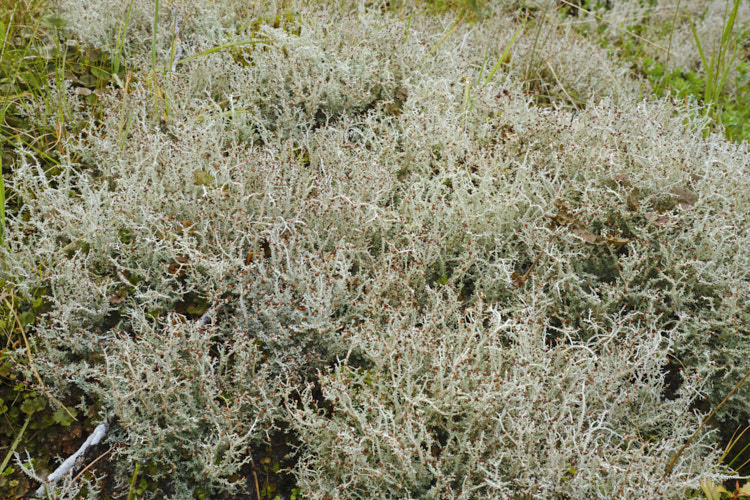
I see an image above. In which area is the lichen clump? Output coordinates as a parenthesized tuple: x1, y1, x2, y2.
(2, 0, 750, 498)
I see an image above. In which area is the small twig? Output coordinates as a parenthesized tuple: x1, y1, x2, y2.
(249, 454, 261, 500)
(35, 420, 109, 497)
(71, 447, 112, 483)
(57, 234, 89, 256)
(511, 231, 560, 288)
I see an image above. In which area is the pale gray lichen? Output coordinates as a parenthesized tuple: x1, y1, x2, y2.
(4, 0, 750, 498)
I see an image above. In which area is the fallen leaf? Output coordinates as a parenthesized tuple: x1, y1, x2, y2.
(736, 480, 750, 496)
(549, 201, 630, 248)
(90, 67, 111, 82)
(194, 170, 214, 186)
(700, 479, 729, 500)
(511, 272, 525, 288)
(670, 186, 697, 209)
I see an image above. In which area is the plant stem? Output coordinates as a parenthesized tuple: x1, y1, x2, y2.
(0, 413, 30, 475)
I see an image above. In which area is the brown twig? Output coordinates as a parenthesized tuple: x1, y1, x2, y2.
(249, 454, 261, 500)
(511, 231, 560, 288)
(71, 447, 112, 483)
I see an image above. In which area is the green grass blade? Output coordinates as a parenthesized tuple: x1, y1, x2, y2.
(113, 0, 135, 76)
(665, 0, 682, 73)
(719, 0, 741, 51)
(476, 44, 490, 85)
(0, 153, 5, 249)
(152, 0, 159, 73)
(713, 0, 741, 101)
(483, 17, 526, 88)
(0, 414, 31, 476)
(126, 462, 140, 500)
(427, 15, 463, 56)
(715, 44, 739, 103)
(686, 10, 711, 101)
(174, 39, 264, 66)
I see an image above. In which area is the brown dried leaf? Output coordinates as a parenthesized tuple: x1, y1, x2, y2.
(168, 256, 189, 277)
(551, 201, 630, 247)
(549, 200, 584, 230)
(605, 235, 630, 248)
(394, 86, 408, 101)
(611, 175, 632, 187)
(671, 186, 697, 209)
(627, 188, 645, 211)
(576, 231, 599, 245)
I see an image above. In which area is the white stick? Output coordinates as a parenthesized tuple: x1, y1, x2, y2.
(35, 420, 109, 497)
